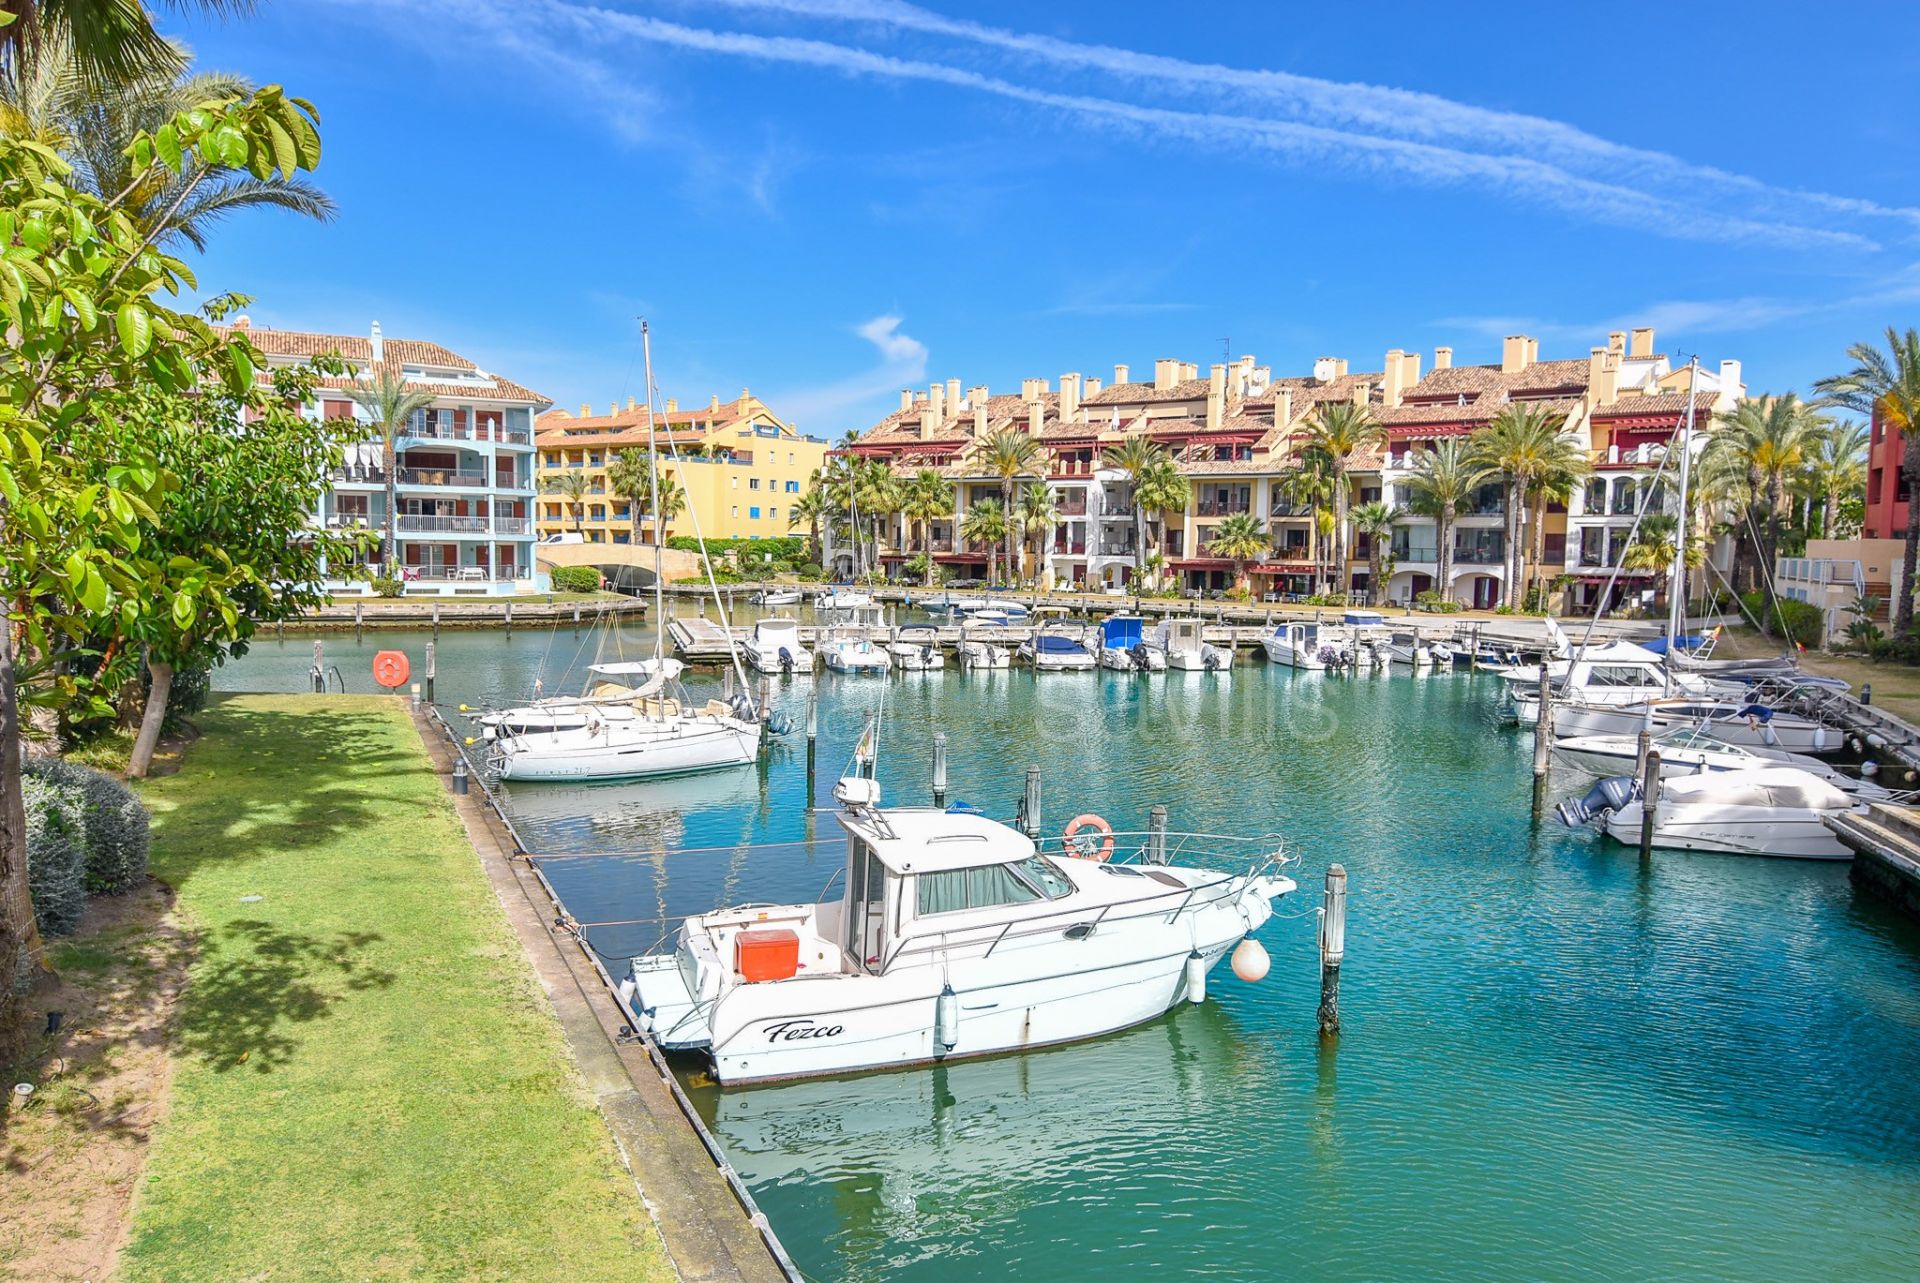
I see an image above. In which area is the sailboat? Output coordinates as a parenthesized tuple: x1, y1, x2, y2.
(491, 322, 763, 783)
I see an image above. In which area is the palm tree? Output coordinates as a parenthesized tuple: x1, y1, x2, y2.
(900, 468, 954, 586)
(1470, 403, 1577, 608)
(1103, 435, 1167, 586)
(3, 35, 335, 250)
(852, 458, 903, 580)
(974, 428, 1044, 587)
(1620, 513, 1706, 582)
(1700, 395, 1822, 593)
(959, 498, 1008, 584)
(1817, 328, 1920, 632)
(1349, 499, 1396, 604)
(1298, 401, 1384, 598)
(1208, 512, 1268, 592)
(1134, 457, 1188, 589)
(607, 448, 687, 547)
(346, 370, 435, 573)
(1522, 448, 1589, 608)
(786, 482, 829, 563)
(1278, 450, 1336, 593)
(1, 0, 249, 89)
(1801, 420, 1869, 538)
(543, 471, 590, 535)
(1015, 482, 1060, 588)
(1402, 439, 1491, 603)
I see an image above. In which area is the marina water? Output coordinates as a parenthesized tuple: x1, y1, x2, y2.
(220, 615, 1920, 1281)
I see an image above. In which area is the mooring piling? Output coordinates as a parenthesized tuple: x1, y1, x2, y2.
(1318, 863, 1347, 1038)
(1021, 766, 1042, 838)
(424, 640, 436, 705)
(504, 600, 513, 636)
(804, 689, 818, 806)
(1531, 667, 1554, 778)
(932, 732, 948, 806)
(573, 606, 582, 633)
(1635, 727, 1652, 779)
(431, 601, 440, 638)
(310, 639, 325, 693)
(1638, 750, 1663, 860)
(353, 600, 364, 642)
(1147, 804, 1168, 864)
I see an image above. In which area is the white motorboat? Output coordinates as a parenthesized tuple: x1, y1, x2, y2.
(1021, 625, 1096, 671)
(960, 598, 1030, 624)
(1261, 621, 1376, 670)
(620, 776, 1296, 1084)
(888, 624, 946, 671)
(816, 588, 875, 611)
(475, 657, 685, 739)
(821, 617, 891, 674)
(1553, 727, 1880, 794)
(1095, 615, 1164, 672)
(1545, 696, 1842, 754)
(956, 621, 1011, 670)
(1149, 618, 1229, 674)
(1383, 630, 1443, 668)
(752, 587, 803, 607)
(1506, 643, 1740, 723)
(744, 617, 814, 676)
(1558, 766, 1859, 860)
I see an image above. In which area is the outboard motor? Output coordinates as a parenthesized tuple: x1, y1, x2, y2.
(1203, 646, 1222, 672)
(727, 692, 755, 723)
(1556, 775, 1641, 827)
(778, 646, 795, 675)
(1130, 642, 1152, 671)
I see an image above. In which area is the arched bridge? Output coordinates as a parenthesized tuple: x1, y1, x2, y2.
(535, 541, 706, 592)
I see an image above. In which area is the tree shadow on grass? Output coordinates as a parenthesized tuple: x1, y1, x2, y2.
(174, 919, 397, 1073)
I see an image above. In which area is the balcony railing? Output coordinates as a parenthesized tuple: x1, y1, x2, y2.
(1057, 500, 1089, 517)
(1102, 504, 1135, 518)
(397, 514, 489, 533)
(1097, 542, 1137, 558)
(1453, 545, 1506, 565)
(399, 468, 489, 487)
(405, 421, 534, 446)
(1390, 543, 1439, 563)
(398, 565, 525, 582)
(1195, 498, 1252, 517)
(332, 465, 387, 484)
(494, 517, 532, 535)
(1051, 541, 1088, 556)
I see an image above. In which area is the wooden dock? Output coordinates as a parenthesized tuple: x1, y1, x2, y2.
(1830, 803, 1920, 921)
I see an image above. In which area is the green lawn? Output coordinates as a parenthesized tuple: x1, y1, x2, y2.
(122, 694, 672, 1283)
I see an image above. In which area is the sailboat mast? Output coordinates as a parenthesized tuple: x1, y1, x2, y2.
(1667, 357, 1700, 654)
(641, 321, 666, 661)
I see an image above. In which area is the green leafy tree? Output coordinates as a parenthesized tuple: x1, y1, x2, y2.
(1103, 434, 1166, 587)
(346, 368, 434, 571)
(542, 469, 589, 534)
(973, 428, 1042, 586)
(1800, 420, 1867, 538)
(1, 0, 252, 88)
(1816, 328, 1920, 633)
(1014, 481, 1059, 587)
(607, 447, 684, 547)
(1278, 449, 1337, 593)
(900, 468, 954, 586)
(1700, 394, 1822, 593)
(959, 497, 1008, 584)
(0, 76, 324, 1038)
(1298, 401, 1384, 597)
(1208, 511, 1269, 591)
(1470, 404, 1577, 607)
(1134, 456, 1188, 588)
(1620, 512, 1706, 580)
(786, 475, 829, 562)
(1402, 439, 1490, 603)
(1349, 499, 1396, 603)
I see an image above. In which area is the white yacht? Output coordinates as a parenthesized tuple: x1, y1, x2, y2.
(1020, 624, 1096, 672)
(1150, 618, 1230, 674)
(820, 613, 891, 674)
(1095, 615, 1164, 672)
(620, 776, 1296, 1084)
(816, 588, 875, 611)
(491, 670, 760, 782)
(1546, 696, 1842, 754)
(956, 621, 1011, 670)
(475, 657, 684, 739)
(1383, 630, 1443, 668)
(1506, 642, 1738, 723)
(1262, 621, 1376, 670)
(1560, 766, 1860, 860)
(744, 617, 814, 676)
(751, 587, 803, 607)
(1554, 726, 1877, 793)
(888, 624, 946, 671)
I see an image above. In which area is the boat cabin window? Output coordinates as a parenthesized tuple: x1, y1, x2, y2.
(1586, 664, 1655, 687)
(845, 840, 888, 965)
(916, 855, 1070, 915)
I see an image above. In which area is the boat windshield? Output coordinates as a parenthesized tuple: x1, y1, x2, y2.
(916, 855, 1072, 915)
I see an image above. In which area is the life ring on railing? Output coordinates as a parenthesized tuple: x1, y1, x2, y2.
(372, 650, 410, 690)
(1063, 813, 1115, 861)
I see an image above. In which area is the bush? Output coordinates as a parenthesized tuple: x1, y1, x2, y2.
(1415, 589, 1463, 613)
(1741, 591, 1823, 648)
(370, 574, 405, 598)
(24, 757, 150, 895)
(795, 562, 825, 582)
(549, 565, 602, 593)
(667, 535, 804, 562)
(164, 660, 212, 734)
(23, 773, 88, 937)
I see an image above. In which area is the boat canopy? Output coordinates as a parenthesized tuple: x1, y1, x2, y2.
(1660, 767, 1850, 811)
(1642, 635, 1710, 655)
(1034, 634, 1087, 654)
(1101, 617, 1145, 647)
(754, 618, 802, 637)
(589, 657, 684, 681)
(841, 808, 1038, 874)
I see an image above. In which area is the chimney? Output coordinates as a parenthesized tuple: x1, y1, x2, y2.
(578, 403, 590, 417)
(369, 320, 384, 362)
(1060, 372, 1082, 423)
(1028, 401, 1044, 436)
(973, 390, 989, 436)
(1382, 348, 1406, 408)
(1114, 363, 1131, 385)
(919, 406, 936, 440)
(232, 314, 251, 329)
(1085, 376, 1102, 396)
(929, 382, 946, 422)
(1351, 382, 1369, 407)
(1400, 350, 1422, 390)
(1021, 377, 1047, 402)
(1334, 359, 1349, 378)
(710, 394, 721, 412)
(1433, 346, 1453, 370)
(1608, 331, 1626, 356)
(1153, 359, 1180, 392)
(665, 397, 678, 413)
(1588, 348, 1619, 405)
(1629, 327, 1654, 359)
(1276, 388, 1294, 426)
(1207, 363, 1226, 431)
(1719, 359, 1742, 398)
(900, 388, 914, 412)
(1501, 335, 1532, 374)
(945, 377, 960, 411)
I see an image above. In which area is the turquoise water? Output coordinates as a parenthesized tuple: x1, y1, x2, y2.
(217, 616, 1920, 1281)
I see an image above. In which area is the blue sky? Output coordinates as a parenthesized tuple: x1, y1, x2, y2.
(169, 1, 1920, 435)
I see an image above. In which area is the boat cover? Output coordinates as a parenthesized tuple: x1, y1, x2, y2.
(1101, 617, 1145, 647)
(1035, 634, 1087, 654)
(1659, 767, 1851, 811)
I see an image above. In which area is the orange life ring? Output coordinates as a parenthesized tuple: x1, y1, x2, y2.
(372, 649, 411, 690)
(1062, 813, 1114, 862)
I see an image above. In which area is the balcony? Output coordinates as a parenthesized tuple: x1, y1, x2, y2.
(1057, 499, 1089, 517)
(1102, 504, 1135, 519)
(400, 565, 526, 583)
(405, 420, 534, 446)
(397, 514, 489, 534)
(494, 517, 533, 535)
(1453, 544, 1506, 565)
(1195, 498, 1252, 517)
(331, 464, 388, 485)
(1097, 541, 1137, 558)
(1051, 541, 1088, 556)
(1390, 542, 1439, 564)
(399, 467, 489, 488)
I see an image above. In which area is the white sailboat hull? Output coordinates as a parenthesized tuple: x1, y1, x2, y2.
(1546, 702, 1840, 754)
(495, 717, 758, 781)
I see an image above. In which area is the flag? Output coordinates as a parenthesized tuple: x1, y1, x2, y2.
(854, 721, 875, 763)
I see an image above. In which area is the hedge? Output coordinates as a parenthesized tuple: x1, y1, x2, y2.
(666, 535, 804, 561)
(548, 565, 602, 593)
(1742, 591, 1823, 648)
(25, 756, 151, 895)
(24, 774, 88, 937)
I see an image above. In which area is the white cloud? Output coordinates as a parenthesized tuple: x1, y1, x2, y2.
(774, 313, 929, 432)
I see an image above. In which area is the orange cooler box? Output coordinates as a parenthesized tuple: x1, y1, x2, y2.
(736, 928, 800, 982)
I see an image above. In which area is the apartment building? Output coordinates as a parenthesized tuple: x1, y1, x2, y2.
(229, 318, 548, 596)
(842, 327, 1744, 606)
(533, 392, 828, 544)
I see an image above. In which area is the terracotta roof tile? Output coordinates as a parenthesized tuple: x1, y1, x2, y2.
(221, 323, 549, 406)
(1590, 391, 1719, 418)
(1082, 378, 1210, 406)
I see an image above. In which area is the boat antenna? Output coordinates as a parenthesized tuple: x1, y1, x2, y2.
(637, 320, 757, 712)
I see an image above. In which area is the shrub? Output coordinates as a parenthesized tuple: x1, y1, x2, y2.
(24, 774, 88, 937)
(667, 535, 804, 562)
(164, 660, 212, 733)
(24, 757, 150, 895)
(371, 574, 405, 598)
(1741, 591, 1823, 648)
(1415, 589, 1463, 614)
(795, 562, 825, 582)
(549, 565, 602, 593)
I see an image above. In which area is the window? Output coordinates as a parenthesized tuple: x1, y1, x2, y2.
(770, 507, 779, 521)
(917, 862, 1046, 914)
(749, 506, 761, 520)
(788, 452, 795, 465)
(750, 477, 760, 490)
(786, 480, 800, 493)
(731, 505, 739, 518)
(731, 477, 738, 489)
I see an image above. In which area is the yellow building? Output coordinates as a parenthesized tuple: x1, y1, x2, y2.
(533, 390, 827, 544)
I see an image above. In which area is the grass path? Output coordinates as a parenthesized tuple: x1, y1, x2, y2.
(122, 693, 673, 1283)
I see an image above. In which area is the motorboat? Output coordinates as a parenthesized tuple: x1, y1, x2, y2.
(491, 670, 761, 782)
(1149, 618, 1230, 674)
(1506, 642, 1740, 723)
(474, 657, 686, 739)
(1021, 625, 1096, 672)
(820, 612, 891, 674)
(1557, 766, 1860, 860)
(1095, 615, 1164, 672)
(956, 621, 1012, 670)
(1545, 696, 1843, 754)
(959, 598, 1030, 624)
(619, 775, 1297, 1084)
(1553, 726, 1880, 794)
(1261, 622, 1377, 670)
(744, 618, 814, 676)
(1343, 609, 1386, 628)
(816, 588, 875, 611)
(752, 587, 803, 607)
(1383, 630, 1442, 668)
(888, 624, 946, 671)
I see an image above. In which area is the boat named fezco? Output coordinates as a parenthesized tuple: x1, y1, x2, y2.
(622, 778, 1296, 1085)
